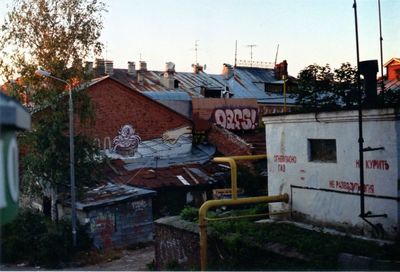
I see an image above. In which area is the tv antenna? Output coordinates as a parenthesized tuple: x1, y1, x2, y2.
(246, 44, 257, 67)
(195, 40, 199, 64)
(274, 44, 280, 66)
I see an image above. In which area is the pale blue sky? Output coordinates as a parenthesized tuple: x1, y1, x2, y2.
(0, 0, 399, 77)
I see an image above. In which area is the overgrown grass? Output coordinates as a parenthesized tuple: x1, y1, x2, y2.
(180, 206, 400, 270)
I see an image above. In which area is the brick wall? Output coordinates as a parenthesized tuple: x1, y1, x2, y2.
(387, 63, 400, 81)
(208, 124, 252, 157)
(77, 78, 191, 144)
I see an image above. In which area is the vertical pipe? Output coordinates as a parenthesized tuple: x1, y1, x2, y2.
(353, 0, 365, 217)
(283, 75, 287, 113)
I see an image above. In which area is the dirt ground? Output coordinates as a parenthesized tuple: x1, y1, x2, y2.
(71, 244, 155, 271)
(0, 244, 155, 271)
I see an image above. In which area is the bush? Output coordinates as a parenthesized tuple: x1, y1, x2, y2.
(179, 206, 198, 222)
(1, 209, 92, 268)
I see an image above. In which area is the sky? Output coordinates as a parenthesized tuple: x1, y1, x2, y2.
(0, 0, 399, 78)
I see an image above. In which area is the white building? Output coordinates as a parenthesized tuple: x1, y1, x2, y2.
(263, 108, 399, 239)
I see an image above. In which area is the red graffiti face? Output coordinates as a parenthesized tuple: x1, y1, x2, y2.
(213, 108, 258, 130)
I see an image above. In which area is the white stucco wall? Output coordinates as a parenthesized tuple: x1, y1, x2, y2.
(263, 108, 399, 238)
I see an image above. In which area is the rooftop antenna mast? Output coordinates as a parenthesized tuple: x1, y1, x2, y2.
(247, 44, 257, 67)
(234, 40, 238, 67)
(195, 40, 199, 64)
(274, 44, 280, 66)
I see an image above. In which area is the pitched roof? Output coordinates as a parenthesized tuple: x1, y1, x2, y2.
(212, 66, 297, 105)
(383, 58, 400, 67)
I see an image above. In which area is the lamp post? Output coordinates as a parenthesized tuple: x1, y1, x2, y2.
(35, 69, 77, 247)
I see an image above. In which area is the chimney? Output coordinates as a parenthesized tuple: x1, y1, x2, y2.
(84, 61, 93, 75)
(128, 61, 136, 76)
(275, 60, 288, 80)
(104, 60, 113, 75)
(160, 62, 176, 89)
(139, 61, 147, 71)
(359, 60, 378, 105)
(95, 58, 105, 76)
(192, 63, 204, 74)
(222, 63, 234, 79)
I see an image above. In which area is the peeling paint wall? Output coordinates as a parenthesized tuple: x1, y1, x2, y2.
(86, 198, 154, 249)
(263, 108, 400, 238)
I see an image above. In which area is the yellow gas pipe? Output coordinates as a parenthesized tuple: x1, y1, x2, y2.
(199, 155, 289, 271)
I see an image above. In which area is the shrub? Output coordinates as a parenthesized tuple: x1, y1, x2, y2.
(179, 206, 198, 222)
(1, 209, 92, 268)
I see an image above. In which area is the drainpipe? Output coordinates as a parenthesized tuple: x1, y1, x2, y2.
(213, 154, 267, 200)
(199, 154, 289, 271)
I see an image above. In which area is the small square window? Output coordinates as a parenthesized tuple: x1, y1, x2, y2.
(308, 139, 337, 162)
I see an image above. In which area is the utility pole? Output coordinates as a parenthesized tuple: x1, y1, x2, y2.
(378, 0, 385, 96)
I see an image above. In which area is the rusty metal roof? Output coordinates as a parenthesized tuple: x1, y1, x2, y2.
(111, 69, 224, 97)
(106, 160, 227, 189)
(76, 183, 156, 209)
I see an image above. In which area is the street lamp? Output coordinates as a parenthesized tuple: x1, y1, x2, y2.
(35, 68, 77, 247)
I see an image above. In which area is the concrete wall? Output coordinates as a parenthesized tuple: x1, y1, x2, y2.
(263, 108, 400, 238)
(154, 216, 200, 270)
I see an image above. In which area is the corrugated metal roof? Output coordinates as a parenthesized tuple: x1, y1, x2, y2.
(76, 183, 156, 209)
(212, 66, 297, 105)
(144, 91, 191, 101)
(107, 161, 226, 189)
(383, 79, 400, 92)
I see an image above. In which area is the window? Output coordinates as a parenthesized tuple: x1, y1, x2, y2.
(308, 139, 337, 162)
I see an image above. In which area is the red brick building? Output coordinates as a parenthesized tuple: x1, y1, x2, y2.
(384, 58, 400, 81)
(78, 76, 191, 149)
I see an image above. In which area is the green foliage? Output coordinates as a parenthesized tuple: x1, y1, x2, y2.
(179, 206, 198, 222)
(237, 163, 267, 196)
(208, 219, 397, 270)
(1, 209, 92, 268)
(295, 62, 400, 110)
(295, 63, 358, 110)
(0, 0, 106, 82)
(0, 0, 107, 204)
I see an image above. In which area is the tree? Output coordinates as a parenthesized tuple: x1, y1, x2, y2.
(0, 0, 107, 220)
(295, 63, 358, 110)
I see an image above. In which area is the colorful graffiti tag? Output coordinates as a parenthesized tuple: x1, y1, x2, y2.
(213, 108, 258, 130)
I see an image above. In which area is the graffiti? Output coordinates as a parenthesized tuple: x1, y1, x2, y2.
(328, 180, 375, 194)
(274, 154, 297, 163)
(131, 199, 148, 211)
(90, 211, 115, 249)
(213, 108, 258, 130)
(112, 124, 141, 156)
(355, 160, 389, 171)
(162, 126, 192, 144)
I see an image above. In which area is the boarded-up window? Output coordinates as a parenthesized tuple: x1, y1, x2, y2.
(308, 139, 337, 162)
